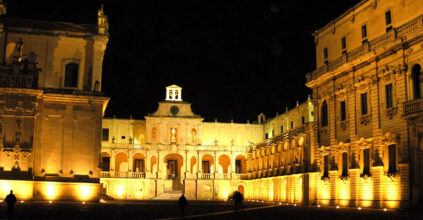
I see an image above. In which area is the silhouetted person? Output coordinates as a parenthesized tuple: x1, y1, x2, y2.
(233, 191, 244, 211)
(5, 190, 16, 219)
(178, 193, 187, 216)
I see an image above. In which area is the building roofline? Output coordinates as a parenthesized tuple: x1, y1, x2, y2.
(312, 0, 368, 37)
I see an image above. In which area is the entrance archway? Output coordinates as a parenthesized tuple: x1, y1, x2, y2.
(238, 185, 244, 196)
(164, 154, 184, 190)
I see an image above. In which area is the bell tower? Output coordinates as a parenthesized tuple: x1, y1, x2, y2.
(165, 85, 182, 101)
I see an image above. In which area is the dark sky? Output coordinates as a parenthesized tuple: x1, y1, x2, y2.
(6, 0, 360, 122)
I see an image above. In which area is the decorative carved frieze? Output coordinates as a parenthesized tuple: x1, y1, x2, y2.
(385, 106, 398, 119)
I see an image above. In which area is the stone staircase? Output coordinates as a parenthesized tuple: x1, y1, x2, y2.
(153, 190, 183, 200)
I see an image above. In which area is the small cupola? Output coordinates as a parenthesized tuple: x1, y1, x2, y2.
(165, 85, 182, 101)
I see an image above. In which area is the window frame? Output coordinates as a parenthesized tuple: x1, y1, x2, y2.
(385, 83, 393, 108)
(360, 93, 368, 115)
(62, 60, 81, 89)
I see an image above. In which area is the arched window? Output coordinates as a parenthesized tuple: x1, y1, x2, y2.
(151, 127, 158, 143)
(170, 128, 177, 143)
(321, 100, 328, 127)
(64, 63, 79, 88)
(191, 129, 197, 144)
(412, 64, 421, 99)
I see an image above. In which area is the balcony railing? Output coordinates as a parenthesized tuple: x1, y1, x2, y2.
(100, 171, 145, 178)
(308, 14, 423, 81)
(403, 98, 423, 117)
(101, 142, 248, 152)
(255, 124, 308, 149)
(0, 73, 37, 89)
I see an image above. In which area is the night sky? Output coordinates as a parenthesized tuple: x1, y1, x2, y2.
(6, 0, 360, 122)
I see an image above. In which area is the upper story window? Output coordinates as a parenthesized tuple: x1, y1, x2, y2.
(323, 155, 329, 178)
(323, 48, 328, 64)
(412, 64, 422, 99)
(64, 63, 79, 88)
(151, 127, 158, 143)
(361, 25, 368, 44)
(265, 133, 269, 139)
(290, 121, 294, 129)
(385, 83, 393, 108)
(385, 10, 392, 32)
(102, 128, 109, 141)
(360, 93, 368, 115)
(321, 100, 328, 127)
(281, 126, 284, 133)
(191, 129, 197, 144)
(341, 37, 347, 54)
(302, 116, 305, 124)
(340, 100, 347, 121)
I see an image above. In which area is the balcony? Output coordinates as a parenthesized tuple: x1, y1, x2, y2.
(254, 124, 307, 149)
(100, 171, 145, 178)
(403, 98, 423, 118)
(0, 72, 37, 89)
(307, 14, 423, 82)
(101, 142, 248, 152)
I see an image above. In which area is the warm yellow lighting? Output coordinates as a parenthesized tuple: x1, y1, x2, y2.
(20, 201, 24, 203)
(49, 201, 52, 204)
(46, 184, 57, 200)
(279, 202, 282, 205)
(294, 204, 297, 206)
(82, 201, 86, 205)
(383, 208, 387, 212)
(317, 205, 321, 208)
(358, 207, 362, 210)
(100, 199, 105, 203)
(80, 185, 91, 200)
(336, 206, 340, 209)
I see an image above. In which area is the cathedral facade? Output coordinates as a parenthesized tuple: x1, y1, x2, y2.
(100, 85, 312, 200)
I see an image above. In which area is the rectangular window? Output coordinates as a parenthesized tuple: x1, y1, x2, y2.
(323, 48, 328, 60)
(323, 155, 329, 177)
(341, 37, 346, 50)
(361, 25, 367, 38)
(121, 136, 126, 139)
(342, 152, 348, 177)
(265, 133, 269, 139)
(385, 10, 392, 32)
(291, 121, 294, 129)
(361, 25, 368, 44)
(302, 116, 305, 124)
(388, 144, 397, 173)
(340, 101, 346, 121)
(363, 148, 370, 175)
(271, 130, 274, 137)
(281, 126, 284, 133)
(361, 93, 368, 115)
(385, 83, 393, 108)
(102, 128, 109, 141)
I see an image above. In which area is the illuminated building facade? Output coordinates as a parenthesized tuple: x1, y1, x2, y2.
(302, 0, 423, 208)
(100, 85, 268, 200)
(0, 3, 109, 201)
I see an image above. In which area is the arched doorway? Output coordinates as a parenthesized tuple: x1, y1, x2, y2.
(218, 155, 230, 174)
(238, 185, 244, 196)
(115, 152, 128, 172)
(164, 154, 184, 190)
(235, 155, 247, 174)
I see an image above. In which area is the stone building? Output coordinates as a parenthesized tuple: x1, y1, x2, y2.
(304, 0, 423, 208)
(0, 3, 109, 201)
(100, 85, 262, 200)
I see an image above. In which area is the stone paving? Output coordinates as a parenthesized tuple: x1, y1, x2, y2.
(0, 200, 421, 219)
